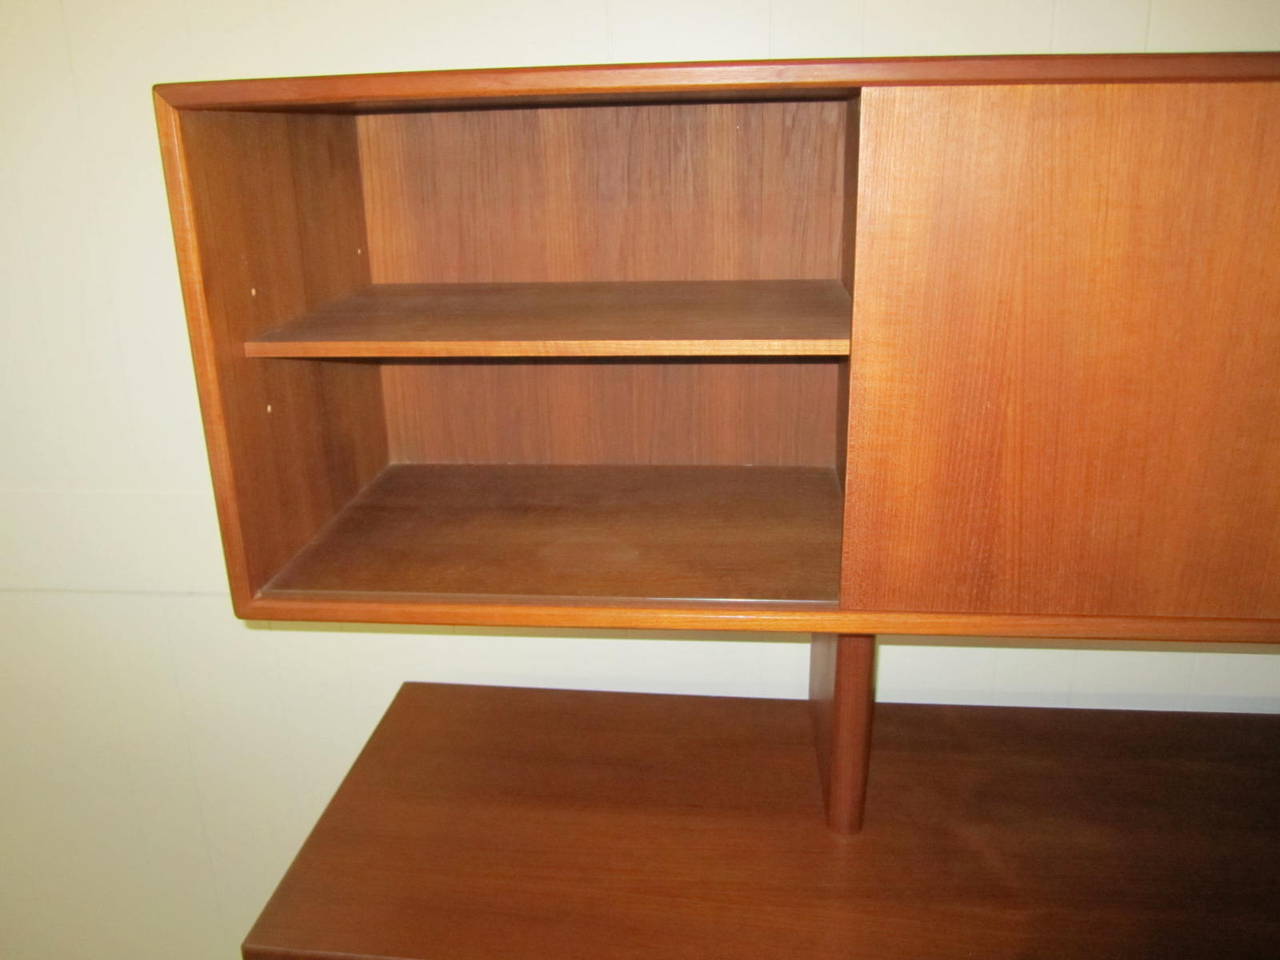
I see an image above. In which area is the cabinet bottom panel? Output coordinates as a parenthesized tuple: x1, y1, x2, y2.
(263, 463, 842, 604)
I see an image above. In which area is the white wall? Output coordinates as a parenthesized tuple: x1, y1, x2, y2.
(2, 2, 1278, 958)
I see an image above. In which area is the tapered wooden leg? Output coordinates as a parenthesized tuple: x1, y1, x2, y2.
(809, 633, 877, 833)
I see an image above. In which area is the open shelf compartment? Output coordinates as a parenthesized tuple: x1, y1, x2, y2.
(167, 92, 858, 617)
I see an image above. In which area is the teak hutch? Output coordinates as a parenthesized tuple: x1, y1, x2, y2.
(156, 52, 1280, 958)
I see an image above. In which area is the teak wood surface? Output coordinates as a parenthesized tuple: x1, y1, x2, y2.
(155, 52, 1280, 112)
(266, 464, 842, 603)
(154, 53, 1280, 641)
(243, 683, 1280, 960)
(359, 102, 847, 284)
(845, 82, 1280, 620)
(809, 634, 877, 833)
(157, 106, 385, 599)
(383, 358, 841, 468)
(246, 280, 851, 357)
(243, 593, 1280, 640)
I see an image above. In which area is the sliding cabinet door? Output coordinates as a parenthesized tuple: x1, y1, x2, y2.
(845, 83, 1280, 618)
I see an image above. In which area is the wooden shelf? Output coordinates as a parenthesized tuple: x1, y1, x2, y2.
(245, 280, 852, 358)
(264, 463, 842, 604)
(244, 683, 1280, 960)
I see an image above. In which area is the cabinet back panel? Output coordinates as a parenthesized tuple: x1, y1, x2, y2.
(175, 111, 387, 596)
(358, 101, 847, 283)
(846, 82, 1280, 619)
(384, 360, 839, 467)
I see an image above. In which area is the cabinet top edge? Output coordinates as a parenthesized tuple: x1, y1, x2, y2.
(153, 52, 1280, 112)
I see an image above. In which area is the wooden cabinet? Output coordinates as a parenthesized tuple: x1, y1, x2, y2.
(156, 56, 1280, 957)
(155, 53, 1280, 643)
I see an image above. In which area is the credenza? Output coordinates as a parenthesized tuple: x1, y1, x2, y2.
(155, 55, 1280, 955)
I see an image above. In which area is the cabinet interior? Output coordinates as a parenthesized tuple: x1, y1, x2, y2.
(178, 95, 859, 607)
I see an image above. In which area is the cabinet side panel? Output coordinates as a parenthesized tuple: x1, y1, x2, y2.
(384, 360, 838, 467)
(839, 97, 859, 294)
(174, 110, 386, 599)
(358, 101, 845, 283)
(835, 101, 856, 485)
(845, 83, 1280, 618)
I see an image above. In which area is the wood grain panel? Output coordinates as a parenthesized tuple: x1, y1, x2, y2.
(834, 101, 857, 487)
(169, 110, 385, 600)
(245, 591, 1280, 639)
(154, 53, 1280, 112)
(243, 683, 1280, 960)
(358, 101, 845, 283)
(245, 280, 852, 357)
(845, 83, 1280, 619)
(839, 98, 860, 294)
(267, 464, 842, 603)
(384, 358, 839, 467)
